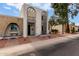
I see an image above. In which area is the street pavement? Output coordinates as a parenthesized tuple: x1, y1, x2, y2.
(21, 35, 79, 56)
(0, 34, 79, 56)
(34, 38, 79, 56)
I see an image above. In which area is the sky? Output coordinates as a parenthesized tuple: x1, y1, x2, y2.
(0, 3, 54, 17)
(0, 3, 79, 26)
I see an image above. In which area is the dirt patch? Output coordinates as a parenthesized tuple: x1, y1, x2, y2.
(0, 33, 71, 48)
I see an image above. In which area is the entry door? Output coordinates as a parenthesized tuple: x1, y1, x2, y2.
(28, 23, 35, 36)
(28, 24, 30, 35)
(42, 25, 46, 34)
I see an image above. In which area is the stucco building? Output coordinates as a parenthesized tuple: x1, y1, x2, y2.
(51, 24, 67, 34)
(51, 24, 79, 34)
(0, 3, 48, 38)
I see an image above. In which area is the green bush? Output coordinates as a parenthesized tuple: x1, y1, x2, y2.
(51, 29, 58, 34)
(71, 27, 75, 33)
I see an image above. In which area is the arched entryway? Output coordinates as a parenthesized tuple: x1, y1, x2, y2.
(5, 23, 20, 37)
(27, 7, 36, 36)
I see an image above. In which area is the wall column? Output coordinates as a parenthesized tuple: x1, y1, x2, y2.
(21, 4, 27, 37)
(47, 12, 49, 34)
(23, 18, 27, 37)
(36, 10, 41, 36)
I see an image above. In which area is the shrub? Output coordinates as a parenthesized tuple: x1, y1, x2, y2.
(71, 27, 75, 33)
(51, 29, 58, 34)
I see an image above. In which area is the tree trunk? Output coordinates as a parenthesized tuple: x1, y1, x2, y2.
(66, 21, 70, 33)
(49, 25, 52, 34)
(62, 24, 64, 34)
(66, 6, 70, 33)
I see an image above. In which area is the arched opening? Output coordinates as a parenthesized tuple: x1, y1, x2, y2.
(27, 7, 36, 36)
(5, 23, 21, 37)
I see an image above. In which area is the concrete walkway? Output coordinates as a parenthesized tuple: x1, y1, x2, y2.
(0, 34, 79, 56)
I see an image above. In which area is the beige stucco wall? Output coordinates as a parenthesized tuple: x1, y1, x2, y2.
(75, 26, 79, 31)
(52, 25, 63, 34)
(69, 25, 79, 33)
(0, 15, 23, 36)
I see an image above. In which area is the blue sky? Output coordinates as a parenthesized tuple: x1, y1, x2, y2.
(0, 3, 54, 17)
(0, 3, 79, 26)
(0, 3, 19, 16)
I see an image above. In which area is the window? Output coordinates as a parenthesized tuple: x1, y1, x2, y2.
(10, 24, 18, 31)
(27, 7, 36, 18)
(42, 16, 43, 20)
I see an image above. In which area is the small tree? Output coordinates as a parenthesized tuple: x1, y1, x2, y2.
(49, 16, 58, 34)
(70, 22, 76, 33)
(51, 3, 78, 34)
